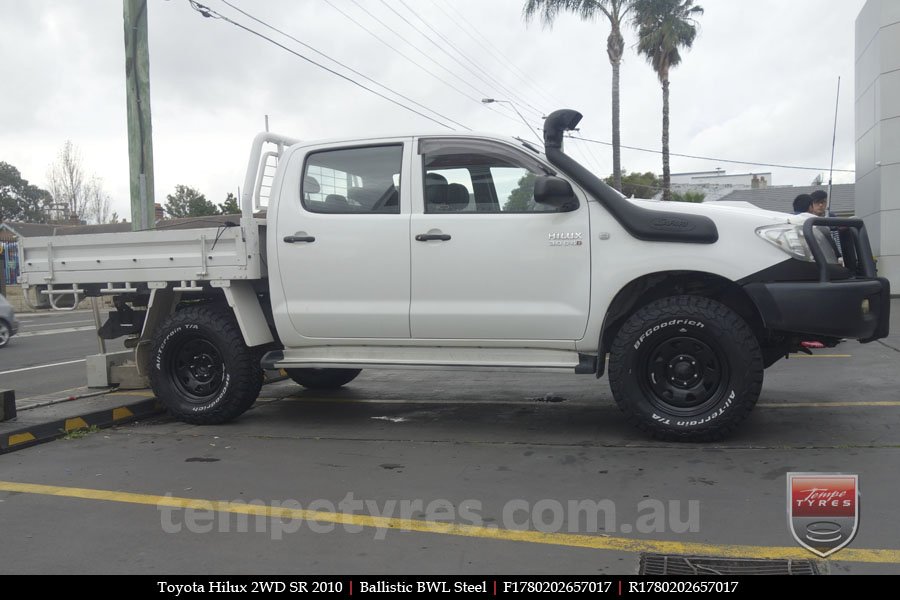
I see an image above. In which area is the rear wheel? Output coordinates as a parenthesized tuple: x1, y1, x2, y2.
(608, 295, 763, 442)
(150, 304, 263, 424)
(286, 368, 362, 390)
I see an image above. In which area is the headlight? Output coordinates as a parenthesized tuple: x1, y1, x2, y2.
(756, 224, 814, 261)
(755, 224, 839, 264)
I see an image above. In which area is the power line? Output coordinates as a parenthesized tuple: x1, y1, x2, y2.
(329, 0, 522, 130)
(569, 135, 855, 173)
(376, 0, 544, 121)
(433, 0, 566, 110)
(392, 0, 546, 119)
(321, 0, 517, 128)
(185, 1, 455, 130)
(574, 134, 607, 176)
(217, 0, 471, 131)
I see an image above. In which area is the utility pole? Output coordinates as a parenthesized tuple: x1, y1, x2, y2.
(123, 0, 156, 230)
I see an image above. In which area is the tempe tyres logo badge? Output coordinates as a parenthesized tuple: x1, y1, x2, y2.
(787, 473, 859, 557)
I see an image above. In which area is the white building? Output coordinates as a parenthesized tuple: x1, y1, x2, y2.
(658, 170, 774, 202)
(670, 170, 773, 188)
(856, 0, 900, 289)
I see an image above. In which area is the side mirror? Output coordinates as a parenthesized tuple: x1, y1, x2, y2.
(533, 176, 579, 212)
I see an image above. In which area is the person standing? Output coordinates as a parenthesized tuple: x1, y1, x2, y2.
(792, 193, 812, 214)
(809, 189, 846, 263)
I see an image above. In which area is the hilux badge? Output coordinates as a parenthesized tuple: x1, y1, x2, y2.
(548, 232, 583, 246)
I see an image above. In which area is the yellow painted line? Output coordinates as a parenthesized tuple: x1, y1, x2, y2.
(112, 407, 134, 420)
(788, 354, 852, 358)
(0, 481, 897, 564)
(759, 401, 900, 408)
(7, 433, 36, 447)
(64, 417, 89, 432)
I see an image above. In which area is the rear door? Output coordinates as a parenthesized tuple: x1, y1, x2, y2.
(409, 138, 591, 341)
(273, 140, 412, 342)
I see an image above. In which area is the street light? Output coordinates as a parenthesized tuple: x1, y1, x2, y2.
(481, 98, 542, 143)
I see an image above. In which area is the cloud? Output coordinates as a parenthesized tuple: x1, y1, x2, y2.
(0, 0, 866, 219)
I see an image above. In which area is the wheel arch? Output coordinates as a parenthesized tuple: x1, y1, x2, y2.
(135, 283, 275, 375)
(597, 270, 765, 376)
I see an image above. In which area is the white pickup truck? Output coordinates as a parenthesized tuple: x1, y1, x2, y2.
(18, 109, 890, 441)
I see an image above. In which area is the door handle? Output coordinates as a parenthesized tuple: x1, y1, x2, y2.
(283, 235, 315, 243)
(415, 233, 451, 242)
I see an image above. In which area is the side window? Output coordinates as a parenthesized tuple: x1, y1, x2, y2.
(421, 142, 555, 214)
(302, 145, 402, 214)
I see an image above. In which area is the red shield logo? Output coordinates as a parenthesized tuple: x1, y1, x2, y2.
(787, 473, 859, 557)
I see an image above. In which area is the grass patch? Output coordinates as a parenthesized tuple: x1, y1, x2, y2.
(62, 425, 101, 440)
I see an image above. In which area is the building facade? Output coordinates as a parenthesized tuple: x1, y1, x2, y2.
(856, 0, 900, 288)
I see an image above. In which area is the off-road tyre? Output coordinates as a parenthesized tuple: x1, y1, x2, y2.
(149, 304, 263, 424)
(608, 295, 764, 442)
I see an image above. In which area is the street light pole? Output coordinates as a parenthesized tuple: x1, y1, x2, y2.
(482, 98, 542, 143)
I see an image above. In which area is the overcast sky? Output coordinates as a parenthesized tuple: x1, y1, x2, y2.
(0, 0, 865, 219)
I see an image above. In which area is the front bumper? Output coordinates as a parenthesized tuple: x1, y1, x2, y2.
(744, 216, 890, 342)
(744, 278, 890, 341)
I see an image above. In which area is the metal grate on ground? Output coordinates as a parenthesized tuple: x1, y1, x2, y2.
(639, 554, 820, 576)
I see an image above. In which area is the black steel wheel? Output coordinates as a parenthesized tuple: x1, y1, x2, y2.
(150, 304, 263, 424)
(168, 337, 226, 403)
(608, 295, 764, 442)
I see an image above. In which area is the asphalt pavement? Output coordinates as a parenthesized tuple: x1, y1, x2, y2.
(0, 302, 898, 575)
(0, 309, 125, 400)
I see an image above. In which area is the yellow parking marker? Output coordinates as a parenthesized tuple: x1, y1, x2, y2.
(112, 407, 134, 420)
(7, 433, 36, 447)
(0, 480, 898, 564)
(64, 417, 89, 432)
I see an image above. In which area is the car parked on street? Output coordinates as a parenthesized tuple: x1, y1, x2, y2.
(0, 293, 19, 348)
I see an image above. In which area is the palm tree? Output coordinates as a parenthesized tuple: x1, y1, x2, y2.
(632, 0, 703, 201)
(523, 1, 633, 192)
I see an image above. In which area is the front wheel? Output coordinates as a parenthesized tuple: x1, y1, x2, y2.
(149, 304, 263, 424)
(608, 295, 763, 442)
(0, 320, 10, 348)
(286, 368, 362, 390)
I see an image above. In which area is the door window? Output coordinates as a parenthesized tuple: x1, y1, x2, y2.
(302, 145, 402, 214)
(420, 139, 556, 214)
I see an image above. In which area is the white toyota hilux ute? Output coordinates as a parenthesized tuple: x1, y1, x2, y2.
(18, 109, 891, 441)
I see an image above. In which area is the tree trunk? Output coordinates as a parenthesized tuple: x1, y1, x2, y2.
(611, 59, 622, 192)
(661, 77, 671, 201)
(608, 26, 624, 192)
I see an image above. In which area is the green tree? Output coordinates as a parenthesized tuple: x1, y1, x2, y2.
(671, 190, 704, 203)
(633, 0, 703, 201)
(164, 185, 218, 218)
(0, 162, 51, 223)
(218, 192, 240, 215)
(605, 170, 659, 198)
(524, 0, 633, 192)
(503, 172, 537, 211)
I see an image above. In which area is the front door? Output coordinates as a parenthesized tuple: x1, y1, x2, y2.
(273, 140, 412, 342)
(409, 138, 591, 341)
